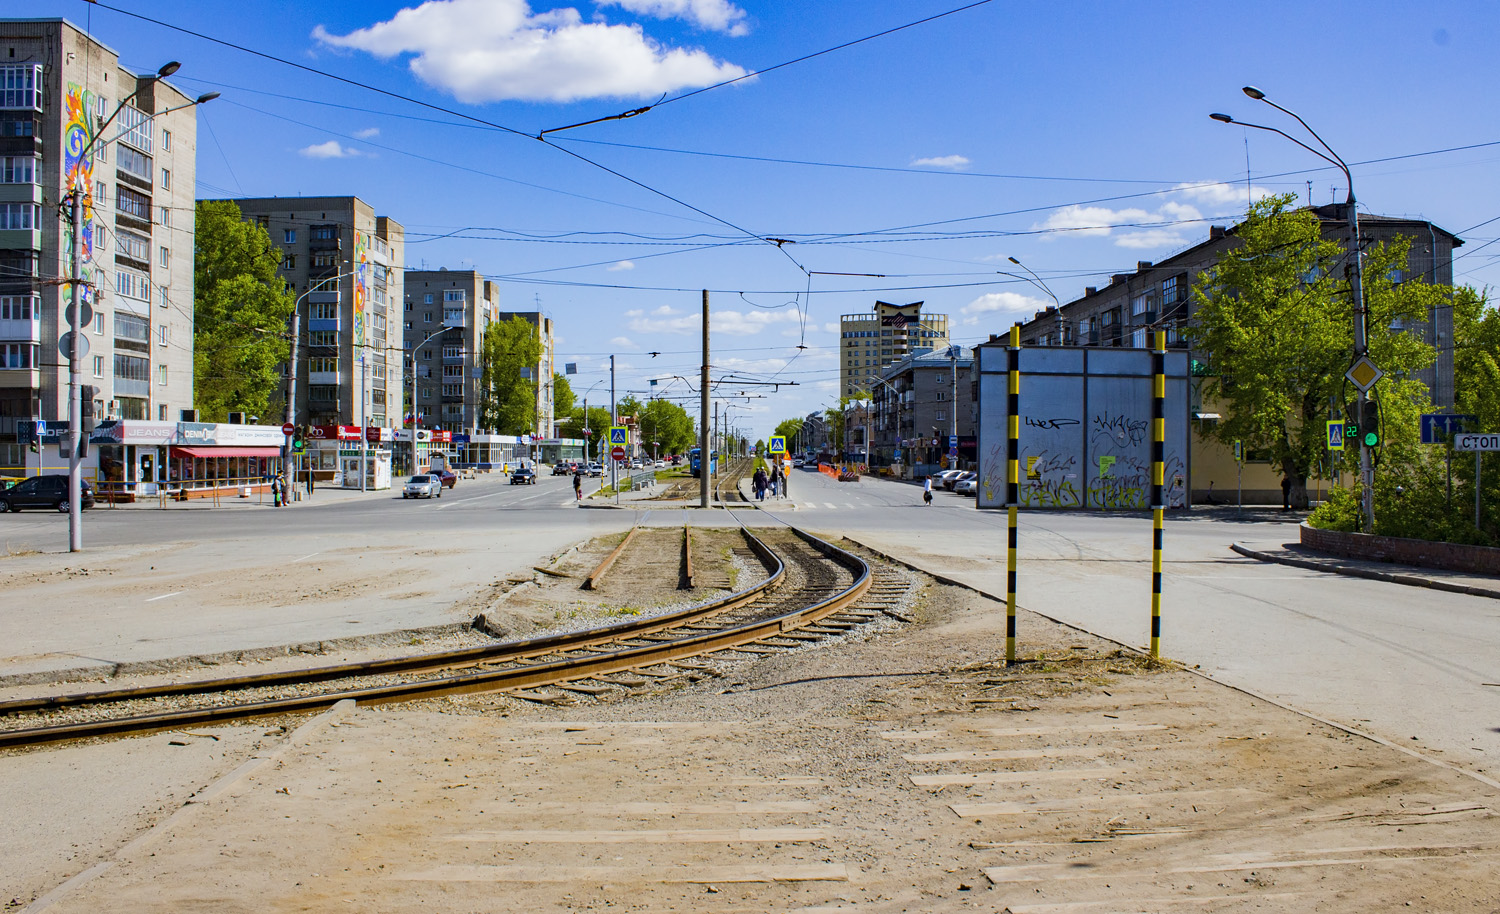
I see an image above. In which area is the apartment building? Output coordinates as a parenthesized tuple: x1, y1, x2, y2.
(1016, 204, 1462, 407)
(838, 300, 950, 398)
(228, 196, 404, 429)
(403, 269, 495, 433)
(1, 18, 199, 466)
(493, 310, 556, 438)
(870, 345, 975, 476)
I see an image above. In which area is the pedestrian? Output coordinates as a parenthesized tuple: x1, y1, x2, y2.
(753, 467, 767, 501)
(307, 468, 315, 496)
(272, 475, 284, 508)
(923, 475, 933, 506)
(770, 465, 780, 498)
(1204, 480, 1217, 505)
(1280, 475, 1292, 511)
(573, 469, 583, 500)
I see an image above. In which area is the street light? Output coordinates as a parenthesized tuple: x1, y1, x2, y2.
(1212, 87, 1374, 529)
(63, 63, 215, 551)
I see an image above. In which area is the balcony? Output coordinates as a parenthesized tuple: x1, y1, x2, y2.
(113, 377, 149, 397)
(0, 316, 39, 343)
(442, 312, 466, 329)
(309, 371, 341, 385)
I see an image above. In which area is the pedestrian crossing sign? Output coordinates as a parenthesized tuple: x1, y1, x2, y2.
(769, 436, 786, 453)
(609, 427, 628, 445)
(1326, 420, 1344, 451)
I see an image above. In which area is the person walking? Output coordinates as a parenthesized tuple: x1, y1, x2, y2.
(573, 469, 583, 500)
(923, 475, 933, 506)
(753, 467, 767, 501)
(1280, 475, 1292, 511)
(770, 465, 780, 498)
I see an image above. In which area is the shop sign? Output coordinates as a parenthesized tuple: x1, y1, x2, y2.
(177, 422, 220, 445)
(365, 427, 393, 443)
(430, 430, 453, 444)
(91, 421, 177, 444)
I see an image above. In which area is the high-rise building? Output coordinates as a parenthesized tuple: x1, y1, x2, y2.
(838, 300, 950, 397)
(0, 18, 200, 465)
(403, 269, 496, 433)
(493, 311, 556, 437)
(226, 197, 404, 428)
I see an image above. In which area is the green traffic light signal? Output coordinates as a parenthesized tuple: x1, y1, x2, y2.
(1363, 431, 1379, 447)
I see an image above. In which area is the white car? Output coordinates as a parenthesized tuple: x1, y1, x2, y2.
(586, 462, 603, 477)
(955, 476, 978, 496)
(403, 474, 442, 499)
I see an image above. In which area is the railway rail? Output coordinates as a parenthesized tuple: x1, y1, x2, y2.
(0, 516, 906, 749)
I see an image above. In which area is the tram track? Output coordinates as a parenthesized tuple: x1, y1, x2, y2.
(0, 519, 898, 749)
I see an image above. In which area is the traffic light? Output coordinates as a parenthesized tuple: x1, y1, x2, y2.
(80, 385, 97, 422)
(292, 424, 307, 452)
(1359, 400, 1380, 448)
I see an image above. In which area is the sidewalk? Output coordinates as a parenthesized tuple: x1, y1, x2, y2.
(1230, 538, 1500, 600)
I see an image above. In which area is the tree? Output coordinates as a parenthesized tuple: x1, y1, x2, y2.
(638, 398, 694, 455)
(560, 405, 613, 459)
(824, 391, 869, 456)
(1188, 195, 1443, 508)
(193, 201, 295, 422)
(774, 417, 804, 449)
(479, 316, 541, 433)
(553, 373, 576, 417)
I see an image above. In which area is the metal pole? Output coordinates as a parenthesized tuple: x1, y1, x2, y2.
(66, 182, 83, 550)
(1347, 195, 1375, 531)
(610, 354, 617, 505)
(950, 345, 958, 468)
(1478, 450, 1483, 530)
(1150, 331, 1166, 660)
(359, 352, 367, 492)
(1005, 325, 1020, 665)
(699, 290, 710, 509)
(285, 308, 300, 498)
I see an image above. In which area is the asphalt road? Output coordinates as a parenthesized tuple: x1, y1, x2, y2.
(2, 465, 1496, 781)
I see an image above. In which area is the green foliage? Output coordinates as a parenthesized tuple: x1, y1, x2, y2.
(479, 317, 542, 433)
(1188, 195, 1442, 507)
(192, 201, 295, 422)
(560, 405, 613, 456)
(773, 417, 804, 447)
(637, 398, 695, 455)
(552, 373, 576, 417)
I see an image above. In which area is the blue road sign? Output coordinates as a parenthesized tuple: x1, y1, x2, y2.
(892, 448, 902, 461)
(609, 427, 628, 445)
(948, 435, 958, 449)
(1421, 413, 1477, 445)
(769, 436, 786, 453)
(1326, 420, 1344, 451)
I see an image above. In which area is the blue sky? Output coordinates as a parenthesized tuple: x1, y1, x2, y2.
(33, 0, 1500, 438)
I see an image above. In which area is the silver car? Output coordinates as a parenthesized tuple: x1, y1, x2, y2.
(403, 474, 442, 499)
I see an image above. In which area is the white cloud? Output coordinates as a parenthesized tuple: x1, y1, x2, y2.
(1036, 204, 1151, 238)
(1114, 229, 1188, 249)
(597, 0, 749, 35)
(299, 140, 362, 159)
(1173, 180, 1271, 206)
(625, 308, 798, 336)
(959, 291, 1053, 327)
(313, 0, 748, 103)
(651, 304, 679, 315)
(909, 154, 970, 170)
(607, 260, 636, 271)
(610, 336, 639, 349)
(353, 127, 380, 139)
(1031, 191, 1222, 250)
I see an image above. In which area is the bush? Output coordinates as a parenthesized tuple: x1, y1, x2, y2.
(1308, 455, 1498, 547)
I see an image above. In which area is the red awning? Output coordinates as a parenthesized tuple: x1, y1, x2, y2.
(169, 446, 283, 459)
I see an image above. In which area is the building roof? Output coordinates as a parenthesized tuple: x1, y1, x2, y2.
(876, 344, 972, 381)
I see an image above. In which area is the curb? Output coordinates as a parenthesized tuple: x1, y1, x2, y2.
(1229, 542, 1500, 601)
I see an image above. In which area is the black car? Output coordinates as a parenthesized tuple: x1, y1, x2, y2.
(510, 466, 537, 485)
(0, 475, 95, 513)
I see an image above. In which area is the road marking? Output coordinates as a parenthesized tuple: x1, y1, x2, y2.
(825, 503, 838, 509)
(144, 591, 184, 602)
(911, 767, 1120, 787)
(290, 552, 320, 564)
(435, 488, 517, 510)
(487, 801, 817, 814)
(446, 828, 827, 843)
(392, 864, 848, 883)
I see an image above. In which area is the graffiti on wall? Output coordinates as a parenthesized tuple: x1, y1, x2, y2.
(353, 230, 370, 347)
(1092, 410, 1149, 448)
(63, 83, 97, 303)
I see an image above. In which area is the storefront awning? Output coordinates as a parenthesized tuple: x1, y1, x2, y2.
(170, 446, 283, 458)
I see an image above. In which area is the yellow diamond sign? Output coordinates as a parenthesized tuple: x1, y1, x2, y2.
(1345, 356, 1383, 392)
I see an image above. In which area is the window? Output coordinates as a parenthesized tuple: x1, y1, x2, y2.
(115, 105, 153, 153)
(0, 118, 34, 138)
(310, 302, 338, 321)
(282, 252, 296, 269)
(1130, 293, 1149, 316)
(442, 344, 463, 359)
(158, 325, 169, 346)
(1130, 328, 1147, 348)
(94, 180, 106, 205)
(0, 154, 36, 183)
(114, 312, 149, 342)
(116, 144, 150, 181)
(93, 355, 104, 378)
(113, 353, 149, 382)
(116, 230, 150, 262)
(423, 311, 433, 323)
(442, 364, 464, 379)
(311, 251, 336, 268)
(935, 409, 946, 421)
(116, 186, 151, 221)
(0, 293, 35, 319)
(93, 313, 105, 335)
(307, 331, 338, 347)
(309, 385, 339, 401)
(95, 141, 106, 164)
(0, 64, 42, 111)
(161, 168, 171, 191)
(404, 300, 412, 312)
(423, 293, 433, 304)
(309, 357, 339, 373)
(115, 270, 151, 303)
(443, 289, 466, 302)
(443, 308, 464, 325)
(158, 206, 169, 227)
(420, 349, 433, 361)
(1161, 275, 1178, 304)
(310, 225, 336, 241)
(283, 229, 296, 244)
(0, 201, 38, 229)
(0, 343, 37, 368)
(161, 129, 171, 152)
(403, 320, 413, 330)
(442, 383, 464, 398)
(95, 221, 107, 250)
(159, 246, 169, 268)
(159, 404, 168, 421)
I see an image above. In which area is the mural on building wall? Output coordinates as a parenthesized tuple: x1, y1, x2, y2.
(352, 230, 369, 347)
(63, 83, 96, 304)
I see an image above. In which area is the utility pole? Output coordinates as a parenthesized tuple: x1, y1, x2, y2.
(1346, 196, 1375, 531)
(610, 354, 617, 505)
(950, 345, 959, 468)
(284, 308, 300, 498)
(699, 290, 710, 509)
(65, 184, 83, 552)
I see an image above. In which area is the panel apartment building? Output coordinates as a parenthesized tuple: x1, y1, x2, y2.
(1, 18, 199, 465)
(403, 269, 496, 433)
(838, 300, 950, 398)
(229, 196, 404, 429)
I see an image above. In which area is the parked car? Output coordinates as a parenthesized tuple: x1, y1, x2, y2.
(403, 474, 442, 499)
(0, 476, 23, 491)
(586, 462, 603, 477)
(510, 466, 537, 485)
(435, 468, 458, 488)
(955, 476, 978, 496)
(0, 475, 94, 513)
(937, 469, 966, 490)
(552, 462, 572, 476)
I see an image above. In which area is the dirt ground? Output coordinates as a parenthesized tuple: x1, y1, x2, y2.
(19, 563, 1500, 913)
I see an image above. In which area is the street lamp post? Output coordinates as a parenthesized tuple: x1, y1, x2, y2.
(63, 63, 216, 551)
(1212, 87, 1374, 529)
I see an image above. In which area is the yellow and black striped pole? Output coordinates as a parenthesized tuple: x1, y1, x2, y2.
(1149, 330, 1166, 659)
(1006, 324, 1021, 665)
